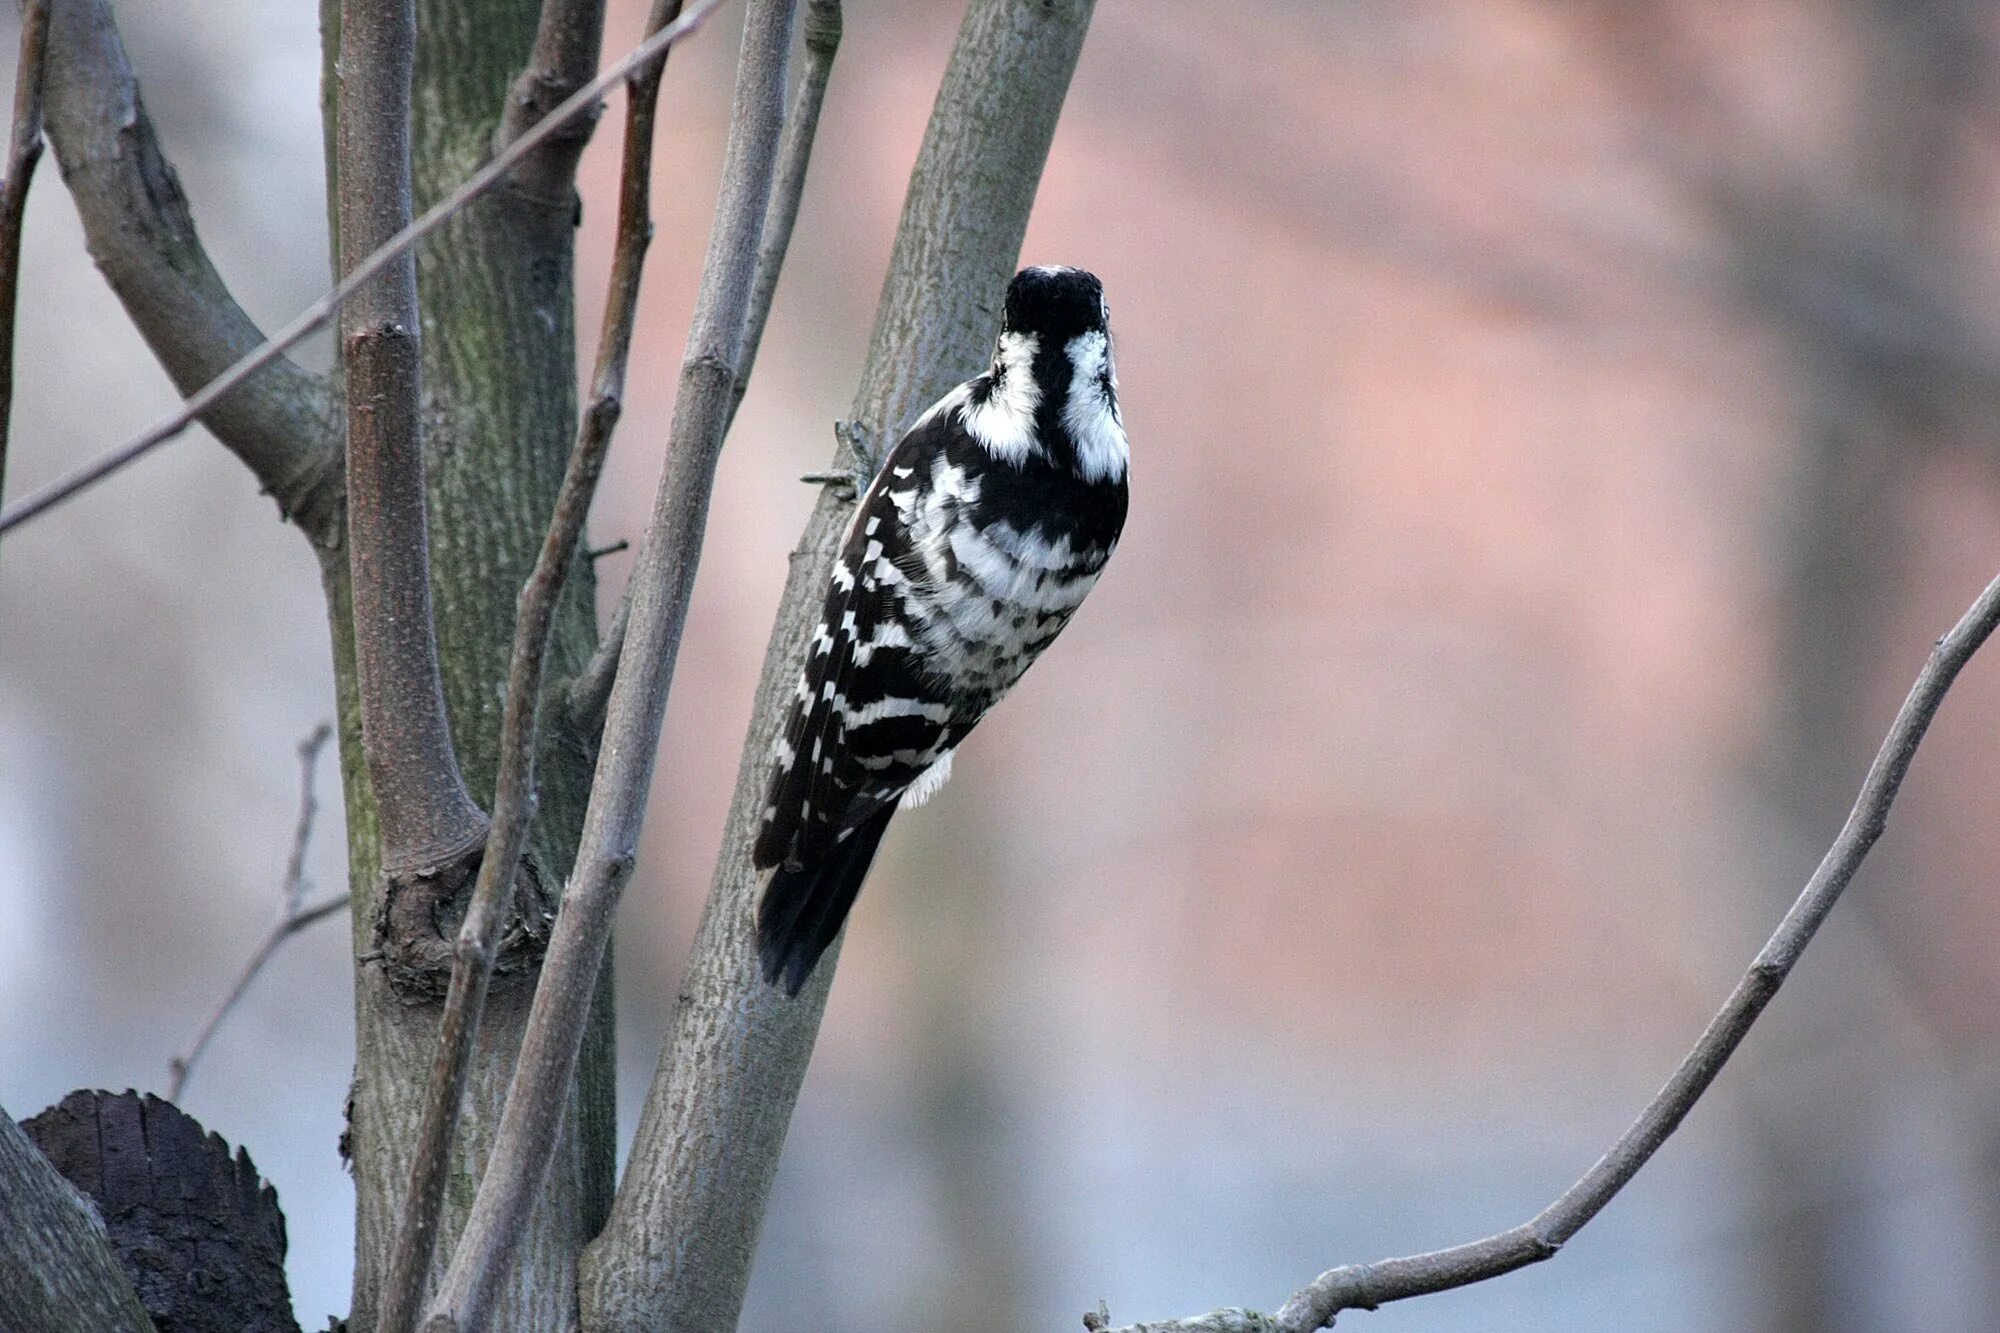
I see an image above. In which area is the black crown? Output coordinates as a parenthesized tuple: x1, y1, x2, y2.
(1002, 265, 1106, 342)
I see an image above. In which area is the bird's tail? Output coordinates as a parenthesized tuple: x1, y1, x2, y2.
(756, 805, 897, 996)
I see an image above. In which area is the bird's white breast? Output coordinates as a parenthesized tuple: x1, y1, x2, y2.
(893, 453, 1103, 700)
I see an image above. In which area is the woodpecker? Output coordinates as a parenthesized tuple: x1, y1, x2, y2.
(752, 265, 1130, 995)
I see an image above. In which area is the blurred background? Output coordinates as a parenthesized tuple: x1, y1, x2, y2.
(7, 1, 2000, 1328)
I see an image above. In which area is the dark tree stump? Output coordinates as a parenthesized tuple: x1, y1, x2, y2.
(22, 1090, 300, 1333)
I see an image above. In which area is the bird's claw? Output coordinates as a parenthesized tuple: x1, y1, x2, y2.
(801, 421, 880, 501)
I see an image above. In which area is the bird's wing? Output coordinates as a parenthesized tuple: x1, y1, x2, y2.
(753, 421, 963, 873)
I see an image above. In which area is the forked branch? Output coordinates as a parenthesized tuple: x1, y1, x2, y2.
(727, 0, 841, 428)
(417, 2, 801, 1328)
(578, 2, 1097, 1328)
(567, 0, 843, 737)
(375, 1, 690, 1326)
(1101, 568, 2000, 1332)
(0, 0, 725, 540)
(167, 725, 344, 1105)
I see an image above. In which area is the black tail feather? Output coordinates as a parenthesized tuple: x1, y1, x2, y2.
(756, 805, 897, 996)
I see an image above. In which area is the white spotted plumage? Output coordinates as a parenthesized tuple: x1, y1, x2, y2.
(752, 265, 1130, 994)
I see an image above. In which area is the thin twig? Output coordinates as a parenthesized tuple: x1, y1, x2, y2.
(0, 0, 51, 512)
(166, 725, 343, 1105)
(420, 3, 800, 1328)
(567, 0, 839, 736)
(1102, 567, 2000, 1333)
(566, 572, 628, 735)
(566, 553, 629, 734)
(0, 0, 726, 539)
(337, 0, 489, 877)
(375, 3, 687, 1328)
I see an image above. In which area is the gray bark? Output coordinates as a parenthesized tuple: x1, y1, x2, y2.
(576, 3, 1097, 1329)
(424, 0, 799, 1324)
(323, 0, 617, 1327)
(0, 1103, 156, 1333)
(335, 0, 491, 885)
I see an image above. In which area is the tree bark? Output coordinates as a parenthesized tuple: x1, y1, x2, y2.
(320, 0, 615, 1328)
(0, 1103, 156, 1333)
(23, 1091, 298, 1333)
(428, 0, 800, 1323)
(335, 0, 492, 898)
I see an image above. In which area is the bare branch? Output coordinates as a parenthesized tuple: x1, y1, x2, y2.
(32, 0, 340, 539)
(0, 1104, 157, 1333)
(409, 4, 798, 1329)
(0, 0, 50, 511)
(0, 0, 726, 540)
(1101, 568, 2000, 1333)
(500, 0, 609, 203)
(406, 5, 796, 1320)
(565, 581, 627, 735)
(727, 0, 840, 428)
(335, 0, 489, 891)
(375, 3, 687, 1326)
(166, 724, 343, 1105)
(567, 0, 840, 739)
(577, 3, 1096, 1328)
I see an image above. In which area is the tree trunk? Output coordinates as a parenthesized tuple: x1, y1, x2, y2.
(319, 1, 615, 1327)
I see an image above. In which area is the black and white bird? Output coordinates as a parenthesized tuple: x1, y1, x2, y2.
(752, 265, 1130, 995)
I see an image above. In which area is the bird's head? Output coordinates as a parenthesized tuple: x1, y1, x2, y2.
(1001, 265, 1108, 344)
(972, 265, 1124, 484)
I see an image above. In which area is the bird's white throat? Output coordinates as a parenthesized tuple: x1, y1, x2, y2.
(1063, 330, 1127, 484)
(963, 330, 1042, 463)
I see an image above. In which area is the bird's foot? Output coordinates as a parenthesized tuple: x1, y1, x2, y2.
(801, 421, 879, 501)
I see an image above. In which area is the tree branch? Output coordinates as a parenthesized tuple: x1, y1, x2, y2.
(500, 0, 609, 204)
(566, 0, 842, 737)
(415, 2, 799, 1329)
(33, 0, 340, 540)
(0, 0, 50, 514)
(335, 0, 490, 898)
(167, 724, 343, 1105)
(1100, 567, 2000, 1333)
(727, 0, 839, 429)
(0, 1103, 157, 1333)
(564, 582, 627, 735)
(577, 3, 1095, 1328)
(376, 3, 686, 1327)
(0, 0, 725, 540)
